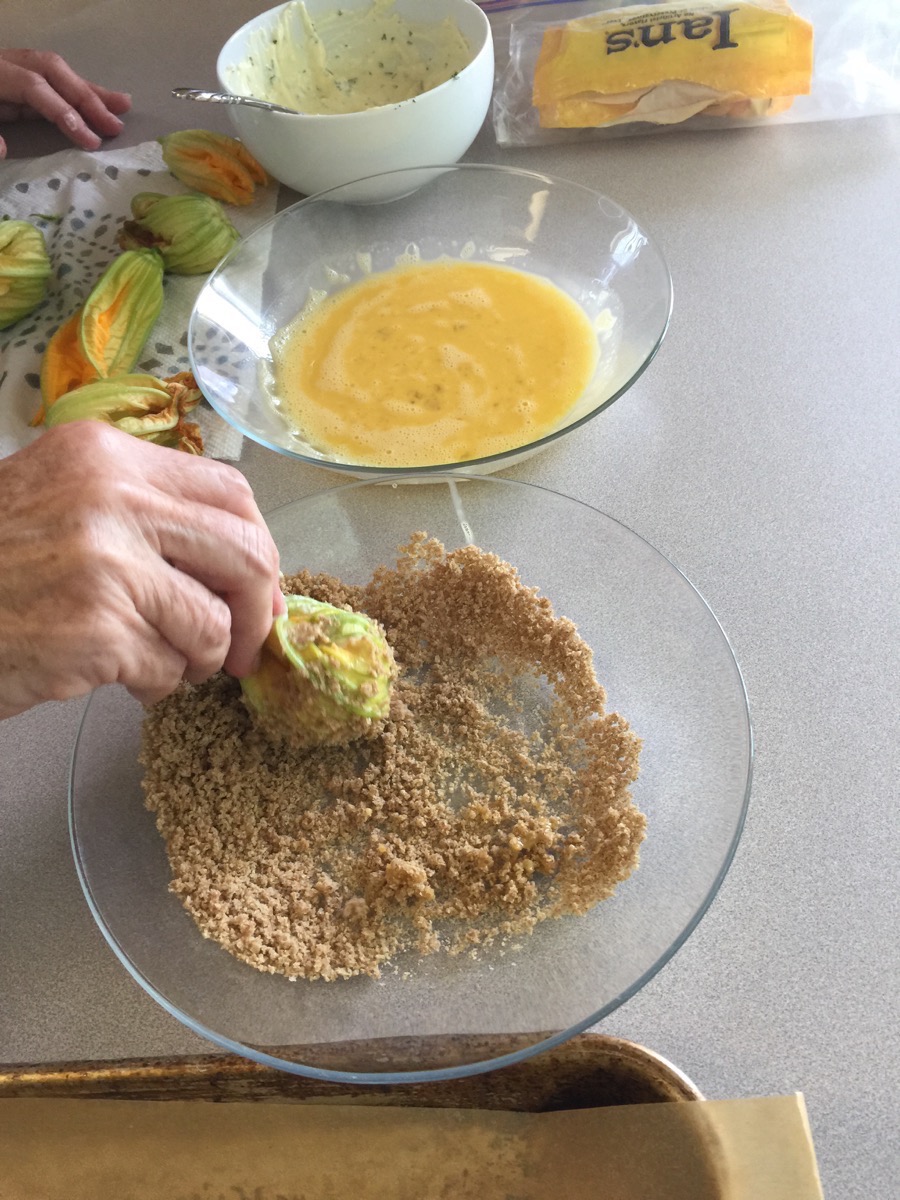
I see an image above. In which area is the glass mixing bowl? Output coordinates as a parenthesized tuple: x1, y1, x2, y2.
(188, 164, 672, 475)
(69, 476, 751, 1082)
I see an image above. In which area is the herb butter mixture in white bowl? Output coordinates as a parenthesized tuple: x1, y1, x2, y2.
(216, 0, 494, 197)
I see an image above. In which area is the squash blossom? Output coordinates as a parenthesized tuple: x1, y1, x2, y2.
(117, 192, 239, 275)
(33, 248, 165, 426)
(241, 595, 398, 749)
(0, 219, 52, 331)
(159, 129, 268, 206)
(43, 370, 205, 454)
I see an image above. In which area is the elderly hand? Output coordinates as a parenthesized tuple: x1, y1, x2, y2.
(0, 422, 284, 720)
(0, 48, 131, 158)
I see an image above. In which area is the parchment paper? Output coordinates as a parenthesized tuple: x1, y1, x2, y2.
(0, 1093, 824, 1199)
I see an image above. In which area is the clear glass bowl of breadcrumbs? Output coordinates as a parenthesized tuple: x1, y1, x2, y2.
(69, 475, 751, 1082)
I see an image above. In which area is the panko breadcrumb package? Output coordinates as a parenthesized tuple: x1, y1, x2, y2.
(533, 1, 814, 127)
(481, 0, 900, 145)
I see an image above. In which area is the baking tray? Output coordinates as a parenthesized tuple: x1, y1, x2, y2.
(0, 1032, 702, 1108)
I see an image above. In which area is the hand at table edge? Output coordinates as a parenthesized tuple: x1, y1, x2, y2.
(0, 49, 131, 159)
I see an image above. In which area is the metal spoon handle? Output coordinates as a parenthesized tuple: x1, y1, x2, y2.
(171, 87, 298, 115)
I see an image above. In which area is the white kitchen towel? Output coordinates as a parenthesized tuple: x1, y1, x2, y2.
(0, 139, 278, 460)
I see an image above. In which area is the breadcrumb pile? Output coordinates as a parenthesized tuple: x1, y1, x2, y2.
(140, 535, 645, 981)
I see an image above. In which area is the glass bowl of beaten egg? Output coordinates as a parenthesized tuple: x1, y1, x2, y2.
(189, 163, 672, 475)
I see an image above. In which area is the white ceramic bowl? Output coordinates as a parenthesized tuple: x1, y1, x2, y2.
(216, 0, 494, 198)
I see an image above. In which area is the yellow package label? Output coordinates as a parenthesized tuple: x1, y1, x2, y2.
(533, 1, 814, 127)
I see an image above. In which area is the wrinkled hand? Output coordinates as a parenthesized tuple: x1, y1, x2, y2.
(0, 422, 284, 719)
(0, 49, 131, 159)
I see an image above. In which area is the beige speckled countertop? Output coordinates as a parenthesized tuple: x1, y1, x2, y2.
(1, 4, 898, 1197)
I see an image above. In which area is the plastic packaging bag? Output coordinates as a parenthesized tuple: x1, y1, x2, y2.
(480, 0, 900, 146)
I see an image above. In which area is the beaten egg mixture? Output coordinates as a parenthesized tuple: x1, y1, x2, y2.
(269, 260, 599, 467)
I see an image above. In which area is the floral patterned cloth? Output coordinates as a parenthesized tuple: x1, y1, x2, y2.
(0, 139, 278, 459)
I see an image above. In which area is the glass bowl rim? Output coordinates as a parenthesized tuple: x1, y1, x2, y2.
(68, 473, 750, 1085)
(188, 163, 674, 475)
